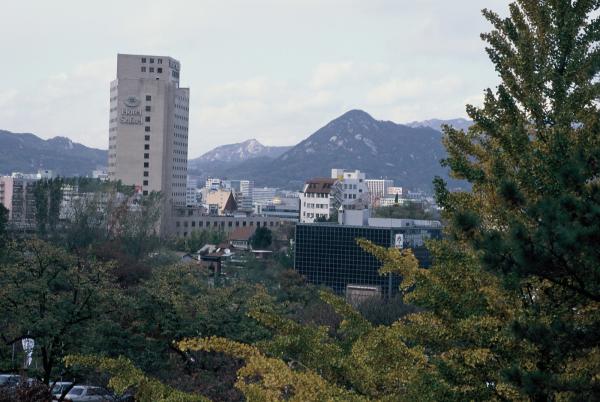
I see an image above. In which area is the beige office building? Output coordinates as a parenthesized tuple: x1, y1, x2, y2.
(108, 54, 190, 207)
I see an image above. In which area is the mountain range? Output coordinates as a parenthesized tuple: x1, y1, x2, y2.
(0, 111, 470, 191)
(188, 110, 469, 191)
(0, 130, 107, 176)
(406, 118, 472, 132)
(188, 139, 291, 176)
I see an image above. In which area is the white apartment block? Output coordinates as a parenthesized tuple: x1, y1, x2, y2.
(186, 178, 199, 207)
(387, 186, 403, 196)
(331, 169, 370, 209)
(0, 175, 37, 228)
(300, 178, 339, 223)
(379, 196, 401, 207)
(205, 178, 223, 191)
(239, 180, 254, 210)
(365, 179, 394, 206)
(252, 187, 277, 205)
(92, 169, 109, 181)
(0, 176, 13, 218)
(108, 54, 190, 207)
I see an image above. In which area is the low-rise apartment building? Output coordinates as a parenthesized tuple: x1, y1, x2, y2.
(299, 178, 339, 223)
(332, 169, 370, 209)
(169, 208, 288, 238)
(254, 196, 300, 221)
(365, 179, 394, 206)
(0, 174, 37, 229)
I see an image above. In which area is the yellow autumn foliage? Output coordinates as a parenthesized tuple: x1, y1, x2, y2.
(64, 355, 207, 402)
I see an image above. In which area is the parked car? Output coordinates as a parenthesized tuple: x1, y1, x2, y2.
(51, 381, 74, 400)
(61, 385, 116, 402)
(0, 374, 20, 388)
(115, 391, 135, 402)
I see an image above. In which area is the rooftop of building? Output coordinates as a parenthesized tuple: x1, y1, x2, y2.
(297, 218, 442, 230)
(117, 53, 180, 63)
(229, 226, 256, 241)
(303, 178, 337, 194)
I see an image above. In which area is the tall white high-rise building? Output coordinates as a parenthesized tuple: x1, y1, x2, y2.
(238, 180, 254, 210)
(108, 54, 190, 207)
(186, 177, 199, 207)
(365, 179, 394, 206)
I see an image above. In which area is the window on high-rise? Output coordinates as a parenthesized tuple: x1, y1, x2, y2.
(146, 95, 151, 101)
(145, 126, 150, 132)
(141, 58, 146, 63)
(145, 116, 150, 122)
(144, 144, 149, 150)
(149, 67, 154, 73)
(157, 68, 162, 73)
(143, 180, 148, 186)
(149, 58, 154, 63)
(144, 135, 150, 141)
(144, 162, 149, 168)
(144, 153, 149, 159)
(143, 171, 148, 177)
(145, 106, 151, 112)
(141, 66, 146, 72)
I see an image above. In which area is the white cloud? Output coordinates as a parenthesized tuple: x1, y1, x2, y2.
(204, 77, 277, 100)
(366, 79, 426, 105)
(0, 58, 113, 148)
(1, 0, 510, 156)
(310, 62, 390, 90)
(0, 89, 18, 110)
(367, 75, 464, 106)
(463, 92, 486, 108)
(310, 62, 355, 89)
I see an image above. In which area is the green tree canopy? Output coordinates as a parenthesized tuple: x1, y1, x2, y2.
(0, 239, 121, 384)
(33, 178, 63, 236)
(373, 202, 436, 220)
(435, 0, 600, 399)
(0, 204, 8, 250)
(251, 227, 273, 250)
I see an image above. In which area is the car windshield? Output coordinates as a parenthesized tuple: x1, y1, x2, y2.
(52, 384, 68, 393)
(67, 387, 84, 395)
(0, 376, 16, 385)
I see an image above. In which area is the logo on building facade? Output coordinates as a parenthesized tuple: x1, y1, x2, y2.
(124, 96, 140, 108)
(394, 233, 404, 249)
(120, 95, 142, 125)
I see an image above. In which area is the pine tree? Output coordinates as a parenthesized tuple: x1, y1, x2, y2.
(436, 1, 600, 399)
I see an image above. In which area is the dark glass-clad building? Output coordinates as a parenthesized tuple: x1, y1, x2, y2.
(294, 222, 442, 296)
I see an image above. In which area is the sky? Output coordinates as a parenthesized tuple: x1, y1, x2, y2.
(0, 0, 509, 158)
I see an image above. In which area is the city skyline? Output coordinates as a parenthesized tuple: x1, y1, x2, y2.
(1, 0, 507, 157)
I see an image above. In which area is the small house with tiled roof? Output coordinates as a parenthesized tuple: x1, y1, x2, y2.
(228, 226, 256, 250)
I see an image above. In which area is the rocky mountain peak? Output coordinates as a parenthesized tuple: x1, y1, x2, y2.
(406, 118, 472, 132)
(240, 138, 264, 152)
(189, 139, 292, 168)
(48, 136, 75, 150)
